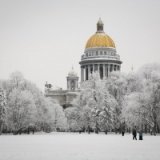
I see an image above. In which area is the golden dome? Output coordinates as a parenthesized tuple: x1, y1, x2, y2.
(85, 18, 115, 49)
(85, 33, 115, 49)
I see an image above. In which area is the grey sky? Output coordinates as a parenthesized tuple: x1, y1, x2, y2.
(0, 0, 160, 90)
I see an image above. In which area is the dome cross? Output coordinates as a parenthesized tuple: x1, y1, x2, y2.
(97, 18, 104, 33)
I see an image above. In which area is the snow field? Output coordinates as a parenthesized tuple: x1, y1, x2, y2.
(0, 133, 160, 160)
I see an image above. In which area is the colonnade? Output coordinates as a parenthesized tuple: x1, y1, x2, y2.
(81, 63, 120, 81)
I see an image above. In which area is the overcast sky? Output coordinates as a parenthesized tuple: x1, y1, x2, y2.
(0, 0, 160, 91)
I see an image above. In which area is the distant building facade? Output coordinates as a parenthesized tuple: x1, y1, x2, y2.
(45, 19, 122, 108)
(45, 68, 79, 108)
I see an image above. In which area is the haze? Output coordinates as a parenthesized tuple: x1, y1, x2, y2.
(0, 0, 160, 90)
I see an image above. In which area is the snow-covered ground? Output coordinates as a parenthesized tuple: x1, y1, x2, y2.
(0, 133, 160, 160)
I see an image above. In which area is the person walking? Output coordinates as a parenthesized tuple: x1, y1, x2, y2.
(132, 126, 137, 140)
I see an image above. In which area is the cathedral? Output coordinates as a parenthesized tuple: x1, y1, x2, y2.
(45, 18, 122, 108)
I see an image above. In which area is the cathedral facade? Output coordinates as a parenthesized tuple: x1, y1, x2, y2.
(45, 19, 122, 108)
(80, 18, 122, 81)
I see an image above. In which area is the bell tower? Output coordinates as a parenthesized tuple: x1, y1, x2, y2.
(67, 67, 79, 91)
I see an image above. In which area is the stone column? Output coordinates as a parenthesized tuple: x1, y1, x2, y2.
(119, 65, 121, 71)
(88, 65, 90, 79)
(98, 64, 100, 76)
(105, 64, 107, 78)
(108, 64, 110, 76)
(116, 65, 118, 71)
(84, 66, 86, 81)
(103, 64, 105, 79)
(110, 64, 113, 72)
(106, 64, 108, 77)
(93, 64, 95, 73)
(85, 65, 88, 80)
(113, 64, 116, 71)
(81, 66, 83, 82)
(115, 65, 117, 71)
(82, 66, 84, 81)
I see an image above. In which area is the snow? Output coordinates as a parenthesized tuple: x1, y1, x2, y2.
(0, 133, 160, 160)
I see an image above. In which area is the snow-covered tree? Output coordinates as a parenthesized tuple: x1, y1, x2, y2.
(7, 89, 36, 131)
(106, 72, 128, 132)
(68, 72, 120, 133)
(65, 107, 81, 131)
(53, 103, 68, 131)
(99, 90, 118, 132)
(1, 63, 160, 134)
(122, 63, 160, 133)
(0, 71, 68, 133)
(0, 88, 6, 134)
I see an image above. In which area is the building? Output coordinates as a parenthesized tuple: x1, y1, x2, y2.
(45, 67, 79, 109)
(79, 18, 122, 81)
(45, 18, 122, 108)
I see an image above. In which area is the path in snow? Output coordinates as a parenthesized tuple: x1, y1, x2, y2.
(0, 133, 160, 160)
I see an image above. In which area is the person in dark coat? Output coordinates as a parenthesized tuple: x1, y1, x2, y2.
(132, 126, 137, 140)
(121, 122, 125, 136)
(122, 130, 125, 136)
(139, 130, 143, 140)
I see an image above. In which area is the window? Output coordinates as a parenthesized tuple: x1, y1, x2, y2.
(71, 80, 75, 91)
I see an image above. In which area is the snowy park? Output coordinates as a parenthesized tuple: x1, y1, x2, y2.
(1, 0, 160, 160)
(0, 133, 160, 160)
